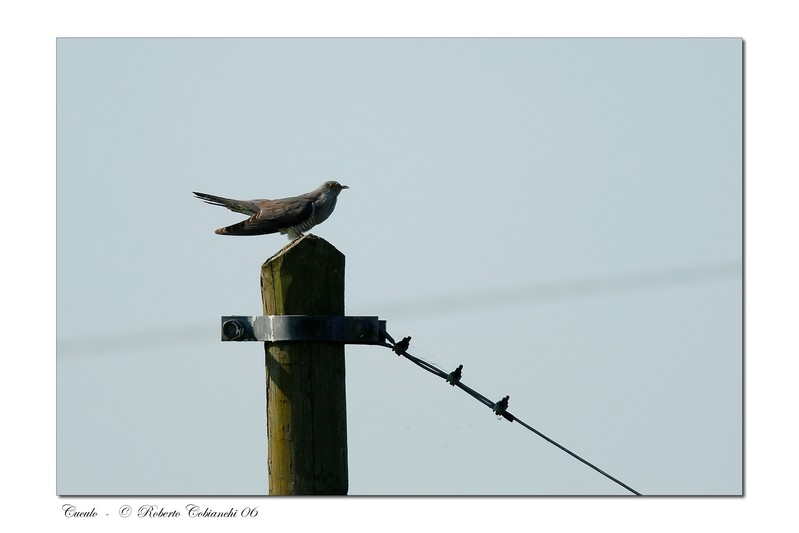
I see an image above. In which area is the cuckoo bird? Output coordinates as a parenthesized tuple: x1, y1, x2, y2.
(193, 181, 348, 240)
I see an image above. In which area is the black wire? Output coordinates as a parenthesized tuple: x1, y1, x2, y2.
(380, 335, 642, 496)
(378, 342, 449, 379)
(454, 381, 495, 409)
(510, 415, 641, 496)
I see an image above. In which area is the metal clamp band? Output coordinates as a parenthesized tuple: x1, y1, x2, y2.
(221, 315, 386, 344)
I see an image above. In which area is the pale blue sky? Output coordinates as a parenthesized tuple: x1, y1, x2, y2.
(56, 38, 741, 495)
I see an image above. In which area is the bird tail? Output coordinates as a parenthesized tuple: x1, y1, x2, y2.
(192, 192, 260, 216)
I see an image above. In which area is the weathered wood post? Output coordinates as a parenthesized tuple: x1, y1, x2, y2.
(260, 235, 348, 495)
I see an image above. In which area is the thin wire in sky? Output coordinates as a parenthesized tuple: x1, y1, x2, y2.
(58, 260, 741, 356)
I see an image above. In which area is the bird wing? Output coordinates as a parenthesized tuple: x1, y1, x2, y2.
(193, 192, 262, 216)
(215, 197, 314, 236)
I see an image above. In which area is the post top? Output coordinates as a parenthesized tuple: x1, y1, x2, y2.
(265, 234, 342, 265)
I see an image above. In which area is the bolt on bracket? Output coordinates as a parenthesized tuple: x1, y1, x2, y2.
(221, 315, 387, 345)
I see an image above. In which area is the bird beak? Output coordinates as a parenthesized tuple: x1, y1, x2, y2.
(341, 185, 349, 189)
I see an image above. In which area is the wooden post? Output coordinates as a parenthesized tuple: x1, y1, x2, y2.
(260, 235, 348, 495)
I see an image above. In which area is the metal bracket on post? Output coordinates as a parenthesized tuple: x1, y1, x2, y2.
(221, 315, 387, 345)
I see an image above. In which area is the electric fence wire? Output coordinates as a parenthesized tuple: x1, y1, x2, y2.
(380, 329, 642, 496)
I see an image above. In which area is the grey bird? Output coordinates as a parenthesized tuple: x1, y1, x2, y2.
(193, 181, 348, 240)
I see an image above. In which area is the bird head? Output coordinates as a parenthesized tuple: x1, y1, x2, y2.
(323, 181, 349, 195)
